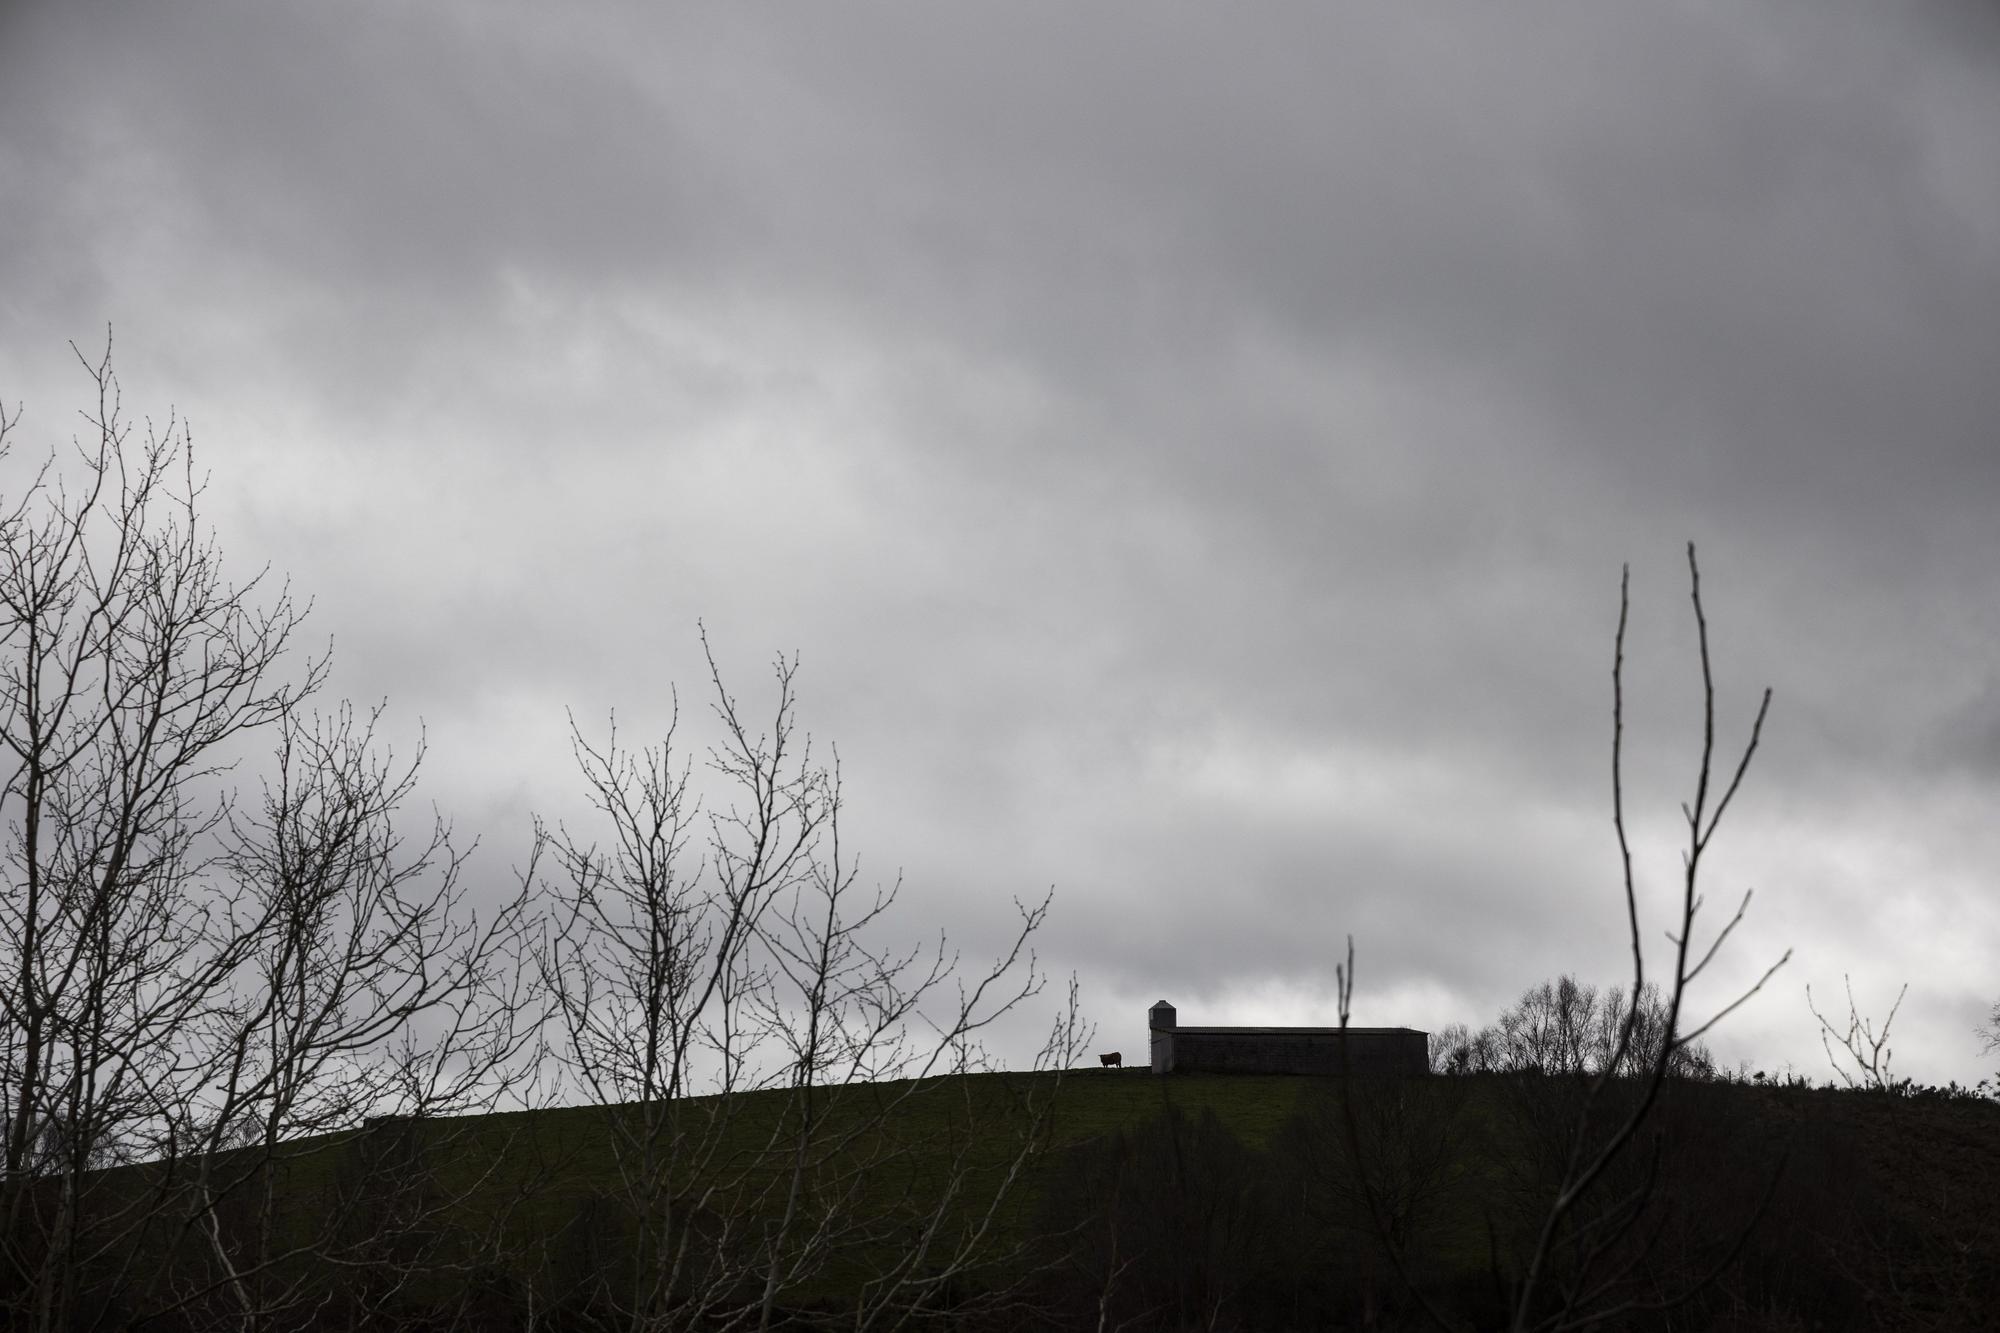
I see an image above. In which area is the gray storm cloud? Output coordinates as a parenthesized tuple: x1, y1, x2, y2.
(2, 0, 1997, 1081)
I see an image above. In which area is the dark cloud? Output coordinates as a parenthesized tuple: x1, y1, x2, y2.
(3, 0, 1997, 1083)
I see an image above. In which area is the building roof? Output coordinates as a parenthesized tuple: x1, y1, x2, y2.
(1170, 1025, 1426, 1036)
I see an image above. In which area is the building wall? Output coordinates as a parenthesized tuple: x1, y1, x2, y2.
(1148, 1000, 1428, 1076)
(1167, 1028, 1427, 1077)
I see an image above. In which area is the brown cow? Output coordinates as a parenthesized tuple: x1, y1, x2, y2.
(1098, 1052, 1122, 1068)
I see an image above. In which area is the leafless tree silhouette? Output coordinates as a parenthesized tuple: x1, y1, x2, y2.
(532, 633, 1083, 1331)
(1809, 975, 1907, 1093)
(1433, 977, 1715, 1081)
(0, 341, 538, 1332)
(1337, 544, 1789, 1332)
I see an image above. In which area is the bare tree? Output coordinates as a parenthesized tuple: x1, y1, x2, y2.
(1431, 977, 1716, 1082)
(1337, 544, 1788, 1332)
(152, 703, 538, 1331)
(1496, 978, 1602, 1078)
(1589, 981, 1715, 1081)
(0, 342, 537, 1332)
(533, 632, 1081, 1332)
(0, 341, 326, 1330)
(1808, 975, 1907, 1093)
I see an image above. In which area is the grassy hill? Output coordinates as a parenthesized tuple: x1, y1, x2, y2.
(50, 1067, 2000, 1330)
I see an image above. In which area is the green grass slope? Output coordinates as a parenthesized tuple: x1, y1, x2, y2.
(58, 1069, 2000, 1330)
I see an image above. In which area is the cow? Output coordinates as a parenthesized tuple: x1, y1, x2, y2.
(1098, 1052, 1122, 1068)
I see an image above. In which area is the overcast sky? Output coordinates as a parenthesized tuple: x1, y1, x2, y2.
(4, 1, 1999, 1085)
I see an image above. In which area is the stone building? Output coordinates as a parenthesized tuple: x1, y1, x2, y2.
(1147, 1000, 1428, 1076)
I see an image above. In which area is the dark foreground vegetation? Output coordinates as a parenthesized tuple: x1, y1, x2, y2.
(1038, 1070, 2000, 1333)
(17, 1067, 2000, 1331)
